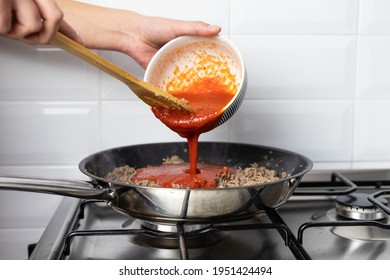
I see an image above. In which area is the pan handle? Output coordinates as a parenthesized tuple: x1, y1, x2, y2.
(0, 176, 114, 200)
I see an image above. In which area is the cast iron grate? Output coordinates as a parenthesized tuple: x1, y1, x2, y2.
(295, 172, 390, 244)
(59, 172, 390, 260)
(61, 200, 310, 260)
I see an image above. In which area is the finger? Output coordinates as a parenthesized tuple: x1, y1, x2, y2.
(24, 0, 63, 44)
(7, 0, 43, 40)
(58, 20, 83, 45)
(174, 21, 221, 37)
(0, 0, 13, 35)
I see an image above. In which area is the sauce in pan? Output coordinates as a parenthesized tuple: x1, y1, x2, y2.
(130, 163, 231, 189)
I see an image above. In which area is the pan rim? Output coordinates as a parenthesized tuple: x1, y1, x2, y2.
(78, 141, 313, 191)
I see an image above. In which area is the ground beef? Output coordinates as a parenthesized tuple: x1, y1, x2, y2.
(105, 165, 136, 183)
(105, 156, 285, 188)
(216, 163, 283, 188)
(162, 155, 185, 165)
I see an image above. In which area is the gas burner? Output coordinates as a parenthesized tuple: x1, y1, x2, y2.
(335, 193, 388, 221)
(122, 219, 221, 249)
(324, 209, 390, 241)
(141, 220, 208, 232)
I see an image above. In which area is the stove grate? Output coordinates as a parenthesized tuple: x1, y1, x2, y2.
(61, 172, 390, 260)
(295, 172, 390, 245)
(60, 201, 311, 260)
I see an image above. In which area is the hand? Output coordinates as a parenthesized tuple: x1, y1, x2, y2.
(0, 0, 62, 44)
(2, 0, 221, 68)
(0, 0, 80, 45)
(119, 15, 222, 68)
(57, 0, 221, 68)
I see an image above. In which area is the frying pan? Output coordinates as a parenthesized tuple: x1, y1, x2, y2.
(0, 142, 312, 223)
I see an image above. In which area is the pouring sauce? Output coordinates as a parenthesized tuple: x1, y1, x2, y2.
(133, 52, 239, 188)
(153, 77, 234, 173)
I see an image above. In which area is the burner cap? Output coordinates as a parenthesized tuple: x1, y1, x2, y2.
(141, 220, 209, 232)
(123, 220, 221, 249)
(335, 193, 388, 220)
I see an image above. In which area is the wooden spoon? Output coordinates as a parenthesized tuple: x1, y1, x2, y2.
(51, 32, 193, 112)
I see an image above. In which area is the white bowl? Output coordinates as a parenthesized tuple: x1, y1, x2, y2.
(144, 35, 247, 126)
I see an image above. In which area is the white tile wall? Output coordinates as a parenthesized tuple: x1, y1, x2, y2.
(231, 0, 359, 34)
(233, 35, 356, 99)
(354, 100, 390, 167)
(230, 100, 354, 170)
(356, 36, 390, 98)
(0, 40, 100, 101)
(1, 0, 390, 259)
(359, 0, 390, 34)
(0, 102, 100, 165)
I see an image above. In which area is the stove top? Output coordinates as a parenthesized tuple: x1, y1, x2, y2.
(29, 172, 390, 260)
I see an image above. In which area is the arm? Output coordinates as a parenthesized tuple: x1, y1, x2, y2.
(1, 0, 221, 68)
(56, 0, 221, 68)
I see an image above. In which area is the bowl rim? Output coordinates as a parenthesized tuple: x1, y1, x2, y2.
(144, 35, 246, 95)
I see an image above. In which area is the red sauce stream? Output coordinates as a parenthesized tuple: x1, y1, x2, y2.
(153, 77, 234, 174)
(134, 58, 238, 188)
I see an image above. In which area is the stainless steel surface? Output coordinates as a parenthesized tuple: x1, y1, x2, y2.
(280, 198, 390, 259)
(335, 202, 386, 220)
(50, 200, 299, 260)
(0, 174, 306, 223)
(141, 220, 208, 232)
(0, 142, 313, 223)
(335, 192, 388, 220)
(0, 176, 112, 199)
(109, 178, 300, 223)
(27, 171, 390, 260)
(29, 197, 81, 260)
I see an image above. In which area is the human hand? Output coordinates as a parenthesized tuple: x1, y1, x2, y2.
(119, 15, 222, 68)
(0, 0, 80, 45)
(56, 0, 221, 68)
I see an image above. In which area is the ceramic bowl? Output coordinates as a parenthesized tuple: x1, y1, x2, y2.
(144, 35, 247, 126)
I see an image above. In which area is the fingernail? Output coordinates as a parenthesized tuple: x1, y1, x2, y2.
(75, 31, 84, 45)
(208, 25, 221, 31)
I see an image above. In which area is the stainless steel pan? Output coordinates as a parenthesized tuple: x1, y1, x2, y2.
(0, 142, 312, 223)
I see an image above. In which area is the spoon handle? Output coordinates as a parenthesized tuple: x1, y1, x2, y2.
(51, 32, 139, 86)
(51, 32, 193, 112)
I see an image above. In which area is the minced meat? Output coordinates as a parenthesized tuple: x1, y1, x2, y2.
(105, 156, 285, 188)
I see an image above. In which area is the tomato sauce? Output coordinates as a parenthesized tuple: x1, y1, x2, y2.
(131, 163, 231, 189)
(134, 53, 238, 188)
(153, 77, 234, 174)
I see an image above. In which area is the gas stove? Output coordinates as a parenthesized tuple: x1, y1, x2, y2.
(28, 172, 390, 260)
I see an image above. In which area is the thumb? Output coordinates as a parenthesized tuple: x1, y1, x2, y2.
(57, 20, 84, 44)
(175, 21, 221, 36)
